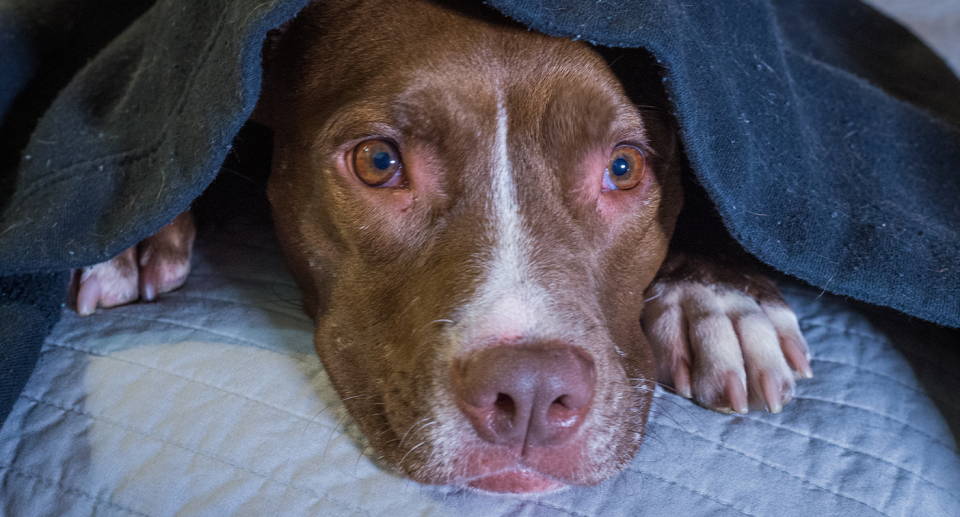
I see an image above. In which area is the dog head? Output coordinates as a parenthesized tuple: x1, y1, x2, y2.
(259, 0, 682, 492)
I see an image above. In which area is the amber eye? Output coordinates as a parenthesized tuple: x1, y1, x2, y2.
(602, 145, 645, 191)
(353, 139, 403, 187)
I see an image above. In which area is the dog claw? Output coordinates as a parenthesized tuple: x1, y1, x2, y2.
(73, 247, 139, 315)
(137, 250, 189, 302)
(76, 279, 101, 316)
(784, 339, 813, 379)
(726, 372, 748, 414)
(760, 372, 783, 414)
(141, 280, 157, 302)
(137, 260, 161, 302)
(673, 362, 692, 398)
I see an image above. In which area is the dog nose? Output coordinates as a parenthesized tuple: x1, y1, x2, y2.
(455, 344, 595, 448)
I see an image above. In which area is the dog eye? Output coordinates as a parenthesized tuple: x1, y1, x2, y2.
(602, 145, 645, 191)
(353, 139, 404, 187)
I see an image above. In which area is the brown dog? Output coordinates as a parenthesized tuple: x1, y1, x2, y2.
(73, 0, 811, 493)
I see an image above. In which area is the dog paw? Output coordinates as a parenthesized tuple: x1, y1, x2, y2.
(641, 272, 811, 414)
(71, 211, 195, 315)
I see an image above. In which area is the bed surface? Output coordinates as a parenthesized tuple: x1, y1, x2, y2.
(1, 210, 958, 517)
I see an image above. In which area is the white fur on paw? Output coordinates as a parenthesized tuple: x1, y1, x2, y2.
(642, 280, 809, 414)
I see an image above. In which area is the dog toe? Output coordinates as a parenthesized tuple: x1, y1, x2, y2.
(762, 303, 812, 379)
(74, 247, 139, 315)
(733, 310, 796, 412)
(137, 239, 191, 301)
(642, 294, 693, 398)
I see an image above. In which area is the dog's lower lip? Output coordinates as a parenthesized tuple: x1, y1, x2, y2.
(466, 468, 565, 493)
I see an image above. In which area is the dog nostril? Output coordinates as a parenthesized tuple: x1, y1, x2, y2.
(454, 343, 596, 447)
(490, 393, 519, 435)
(494, 393, 515, 414)
(547, 396, 583, 428)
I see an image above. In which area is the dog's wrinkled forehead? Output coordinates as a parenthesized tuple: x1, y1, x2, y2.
(383, 44, 641, 197)
(399, 42, 630, 139)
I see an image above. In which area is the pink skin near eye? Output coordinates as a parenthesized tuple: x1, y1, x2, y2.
(337, 141, 451, 220)
(601, 173, 618, 191)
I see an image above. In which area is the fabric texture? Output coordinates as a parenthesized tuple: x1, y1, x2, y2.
(1, 200, 958, 516)
(0, 272, 67, 424)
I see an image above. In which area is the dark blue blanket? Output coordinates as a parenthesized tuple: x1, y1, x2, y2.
(1, 0, 958, 423)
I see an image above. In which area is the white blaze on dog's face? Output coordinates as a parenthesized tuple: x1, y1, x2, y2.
(262, 0, 682, 492)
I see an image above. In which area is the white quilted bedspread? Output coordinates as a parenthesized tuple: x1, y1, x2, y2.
(1, 211, 959, 517)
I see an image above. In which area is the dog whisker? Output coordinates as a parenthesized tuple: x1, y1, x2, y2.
(399, 417, 431, 448)
(323, 412, 353, 463)
(419, 319, 454, 333)
(218, 166, 259, 186)
(356, 444, 374, 476)
(397, 441, 427, 473)
(301, 403, 336, 441)
(632, 104, 671, 113)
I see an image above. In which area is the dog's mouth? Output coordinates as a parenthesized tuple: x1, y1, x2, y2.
(466, 468, 565, 493)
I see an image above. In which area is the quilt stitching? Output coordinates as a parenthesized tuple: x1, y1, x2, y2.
(0, 464, 150, 517)
(643, 422, 889, 514)
(791, 394, 958, 452)
(99, 312, 316, 365)
(800, 322, 896, 343)
(621, 468, 755, 516)
(808, 356, 960, 417)
(809, 357, 925, 395)
(35, 314, 958, 509)
(40, 341, 340, 434)
(168, 291, 310, 321)
(653, 416, 959, 506)
(523, 500, 593, 517)
(15, 395, 370, 516)
(806, 354, 960, 413)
